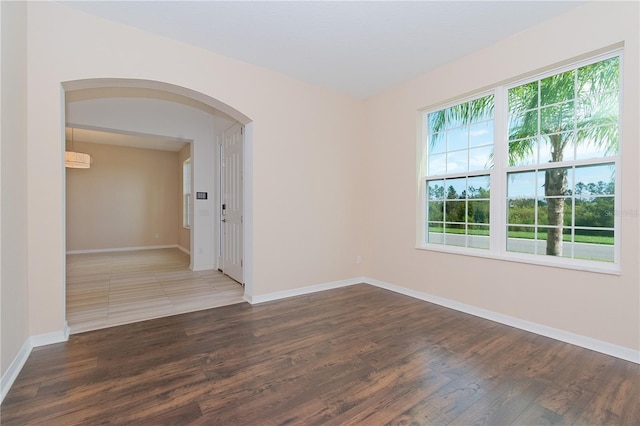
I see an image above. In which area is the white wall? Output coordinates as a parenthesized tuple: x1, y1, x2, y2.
(363, 1, 639, 352)
(67, 97, 228, 270)
(25, 2, 365, 337)
(1, 0, 29, 380)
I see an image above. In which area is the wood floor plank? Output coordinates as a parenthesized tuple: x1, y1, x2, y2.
(2, 284, 638, 425)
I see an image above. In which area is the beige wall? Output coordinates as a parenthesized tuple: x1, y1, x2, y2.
(25, 1, 365, 336)
(66, 142, 179, 251)
(177, 144, 191, 253)
(1, 0, 636, 380)
(1, 1, 29, 378)
(363, 1, 639, 351)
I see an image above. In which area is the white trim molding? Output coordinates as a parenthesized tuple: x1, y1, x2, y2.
(29, 328, 69, 348)
(365, 277, 639, 364)
(66, 244, 178, 255)
(0, 339, 32, 404)
(1, 325, 69, 403)
(247, 277, 366, 305)
(176, 245, 190, 255)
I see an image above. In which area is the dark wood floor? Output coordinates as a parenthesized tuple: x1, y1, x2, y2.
(2, 284, 638, 425)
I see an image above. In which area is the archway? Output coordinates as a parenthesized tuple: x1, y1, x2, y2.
(62, 79, 254, 331)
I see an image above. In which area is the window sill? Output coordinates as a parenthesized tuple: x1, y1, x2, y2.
(416, 244, 621, 276)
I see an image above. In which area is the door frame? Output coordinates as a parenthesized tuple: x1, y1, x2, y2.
(218, 122, 244, 284)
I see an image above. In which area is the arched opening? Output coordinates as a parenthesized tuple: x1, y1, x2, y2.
(62, 79, 253, 333)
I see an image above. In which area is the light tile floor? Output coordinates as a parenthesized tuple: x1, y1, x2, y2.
(66, 248, 245, 334)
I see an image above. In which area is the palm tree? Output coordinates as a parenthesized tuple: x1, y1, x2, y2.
(429, 56, 619, 256)
(507, 56, 619, 255)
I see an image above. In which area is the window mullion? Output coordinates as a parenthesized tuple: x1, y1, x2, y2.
(491, 87, 507, 255)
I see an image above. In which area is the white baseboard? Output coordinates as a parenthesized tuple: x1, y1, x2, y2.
(191, 263, 216, 272)
(1, 325, 69, 403)
(176, 245, 190, 255)
(0, 339, 32, 404)
(247, 277, 366, 305)
(66, 244, 178, 254)
(29, 327, 69, 347)
(364, 277, 640, 364)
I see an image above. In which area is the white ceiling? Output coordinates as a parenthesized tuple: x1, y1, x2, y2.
(61, 1, 585, 99)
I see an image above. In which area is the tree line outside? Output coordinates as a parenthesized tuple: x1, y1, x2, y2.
(428, 177, 614, 245)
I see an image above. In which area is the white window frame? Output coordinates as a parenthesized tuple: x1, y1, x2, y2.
(418, 50, 622, 274)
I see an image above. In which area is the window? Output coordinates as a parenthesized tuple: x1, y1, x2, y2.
(421, 52, 621, 271)
(183, 158, 192, 229)
(425, 94, 494, 249)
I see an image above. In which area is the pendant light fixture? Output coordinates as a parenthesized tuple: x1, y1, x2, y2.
(65, 128, 91, 169)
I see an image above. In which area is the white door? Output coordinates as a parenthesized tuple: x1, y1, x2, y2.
(220, 123, 243, 283)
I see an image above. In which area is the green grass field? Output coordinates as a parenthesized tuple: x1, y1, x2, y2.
(428, 227, 613, 245)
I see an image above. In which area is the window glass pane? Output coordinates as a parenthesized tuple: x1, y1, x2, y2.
(541, 70, 575, 106)
(467, 176, 490, 199)
(428, 153, 446, 176)
(508, 171, 537, 198)
(444, 223, 466, 247)
(539, 131, 574, 163)
(469, 120, 493, 147)
(468, 200, 489, 224)
(445, 200, 466, 222)
(428, 109, 446, 134)
(508, 81, 538, 114)
(427, 180, 445, 200)
(468, 225, 490, 249)
(573, 229, 614, 262)
(537, 226, 568, 257)
(446, 104, 468, 129)
(427, 222, 444, 245)
(445, 178, 466, 199)
(575, 197, 614, 228)
(469, 95, 495, 122)
(540, 101, 574, 134)
(577, 56, 619, 97)
(447, 126, 468, 151)
(508, 138, 537, 166)
(508, 198, 535, 225)
(429, 133, 446, 154)
(468, 146, 493, 172)
(508, 112, 538, 141)
(576, 93, 618, 127)
(507, 225, 536, 254)
(447, 150, 468, 174)
(574, 164, 615, 195)
(539, 167, 571, 198)
(537, 197, 571, 226)
(576, 126, 618, 159)
(428, 201, 444, 222)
